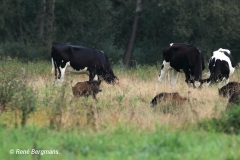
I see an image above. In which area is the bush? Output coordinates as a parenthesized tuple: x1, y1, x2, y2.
(197, 104, 240, 134)
(0, 60, 38, 127)
(0, 63, 20, 112)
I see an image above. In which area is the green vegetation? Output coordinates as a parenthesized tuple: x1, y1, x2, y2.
(1, 0, 240, 63)
(1, 126, 240, 160)
(1, 0, 240, 158)
(0, 60, 240, 159)
(198, 104, 240, 134)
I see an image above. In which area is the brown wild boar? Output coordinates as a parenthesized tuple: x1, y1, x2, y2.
(150, 92, 187, 108)
(226, 90, 240, 110)
(218, 82, 240, 98)
(72, 80, 102, 100)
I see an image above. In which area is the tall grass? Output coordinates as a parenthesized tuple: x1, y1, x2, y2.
(1, 60, 240, 159)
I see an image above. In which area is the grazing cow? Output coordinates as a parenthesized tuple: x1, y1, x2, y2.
(206, 48, 235, 86)
(72, 80, 102, 100)
(51, 43, 117, 84)
(157, 43, 205, 89)
(218, 82, 240, 98)
(150, 92, 187, 107)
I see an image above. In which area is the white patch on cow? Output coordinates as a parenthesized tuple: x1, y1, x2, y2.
(54, 61, 91, 83)
(93, 74, 98, 81)
(170, 43, 174, 47)
(158, 60, 171, 83)
(57, 62, 70, 83)
(212, 48, 235, 76)
(217, 48, 231, 54)
(66, 66, 89, 75)
(221, 77, 229, 86)
(156, 60, 172, 92)
(170, 69, 179, 89)
(194, 81, 201, 88)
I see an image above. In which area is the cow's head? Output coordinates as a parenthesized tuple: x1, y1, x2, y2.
(102, 69, 118, 84)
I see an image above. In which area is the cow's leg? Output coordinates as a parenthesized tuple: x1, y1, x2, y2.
(89, 70, 97, 81)
(51, 58, 55, 76)
(58, 62, 70, 83)
(158, 60, 171, 84)
(194, 81, 201, 88)
(52, 59, 59, 82)
(170, 69, 179, 90)
(206, 80, 211, 87)
(156, 60, 171, 93)
(182, 69, 192, 87)
(221, 77, 229, 86)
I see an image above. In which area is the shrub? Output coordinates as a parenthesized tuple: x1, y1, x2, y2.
(11, 81, 38, 127)
(0, 63, 20, 112)
(197, 104, 240, 134)
(42, 84, 70, 130)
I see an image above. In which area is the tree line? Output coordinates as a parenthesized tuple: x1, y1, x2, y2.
(0, 0, 240, 66)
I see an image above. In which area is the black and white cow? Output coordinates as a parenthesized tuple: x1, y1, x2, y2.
(157, 43, 205, 89)
(206, 48, 235, 86)
(51, 43, 117, 84)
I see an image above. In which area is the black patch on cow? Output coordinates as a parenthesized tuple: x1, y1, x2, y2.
(209, 59, 229, 83)
(221, 51, 235, 68)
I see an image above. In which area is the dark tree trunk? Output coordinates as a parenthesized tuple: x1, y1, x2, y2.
(123, 0, 142, 68)
(47, 0, 55, 45)
(37, 0, 46, 46)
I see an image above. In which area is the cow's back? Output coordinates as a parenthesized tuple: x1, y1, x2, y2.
(52, 43, 106, 68)
(163, 44, 204, 70)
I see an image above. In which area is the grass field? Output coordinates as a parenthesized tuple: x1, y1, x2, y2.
(0, 60, 240, 160)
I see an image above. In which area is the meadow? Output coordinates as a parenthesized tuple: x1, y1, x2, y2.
(1, 60, 240, 160)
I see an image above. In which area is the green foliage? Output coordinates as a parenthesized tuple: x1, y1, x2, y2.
(0, 42, 50, 61)
(1, 0, 240, 64)
(12, 81, 38, 127)
(0, 60, 39, 127)
(198, 104, 240, 134)
(0, 65, 19, 112)
(1, 125, 240, 159)
(42, 84, 70, 130)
